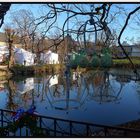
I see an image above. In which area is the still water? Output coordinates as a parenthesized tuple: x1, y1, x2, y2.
(0, 68, 140, 126)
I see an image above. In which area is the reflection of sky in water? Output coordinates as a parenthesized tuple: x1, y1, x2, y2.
(0, 90, 8, 109)
(1, 69, 140, 126)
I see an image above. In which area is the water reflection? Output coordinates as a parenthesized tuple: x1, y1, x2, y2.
(3, 69, 127, 111)
(1, 68, 140, 125)
(86, 71, 124, 104)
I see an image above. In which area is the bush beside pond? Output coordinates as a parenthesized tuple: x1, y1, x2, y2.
(10, 64, 64, 76)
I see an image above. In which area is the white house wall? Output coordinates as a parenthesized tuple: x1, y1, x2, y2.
(14, 48, 36, 66)
(49, 53, 59, 64)
(40, 51, 59, 64)
(0, 46, 9, 62)
(131, 47, 140, 57)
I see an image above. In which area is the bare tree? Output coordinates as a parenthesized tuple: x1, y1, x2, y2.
(11, 9, 36, 52)
(4, 27, 15, 69)
(118, 6, 140, 74)
(33, 4, 113, 53)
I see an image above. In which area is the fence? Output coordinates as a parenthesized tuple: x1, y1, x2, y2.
(0, 109, 140, 137)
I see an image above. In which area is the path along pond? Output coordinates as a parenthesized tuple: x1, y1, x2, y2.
(0, 68, 140, 126)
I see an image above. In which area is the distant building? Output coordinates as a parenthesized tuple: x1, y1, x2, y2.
(14, 47, 36, 66)
(111, 46, 132, 58)
(40, 50, 59, 64)
(131, 45, 140, 57)
(111, 45, 140, 58)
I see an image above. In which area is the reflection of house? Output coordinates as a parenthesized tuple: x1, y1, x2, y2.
(17, 78, 34, 94)
(116, 76, 131, 83)
(110, 69, 135, 83)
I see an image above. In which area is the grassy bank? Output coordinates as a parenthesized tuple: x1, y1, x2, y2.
(113, 58, 140, 68)
(10, 64, 65, 75)
(6, 58, 140, 76)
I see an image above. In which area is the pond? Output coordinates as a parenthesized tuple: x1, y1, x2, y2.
(0, 68, 140, 127)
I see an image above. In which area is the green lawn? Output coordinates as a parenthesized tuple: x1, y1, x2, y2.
(113, 58, 140, 65)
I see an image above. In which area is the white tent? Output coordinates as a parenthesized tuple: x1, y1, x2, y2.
(14, 47, 36, 66)
(40, 50, 59, 64)
(0, 46, 9, 54)
(0, 46, 36, 65)
(0, 46, 9, 62)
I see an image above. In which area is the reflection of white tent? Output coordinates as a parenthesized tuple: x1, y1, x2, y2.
(49, 75, 58, 87)
(17, 78, 34, 94)
(14, 48, 36, 66)
(40, 50, 59, 64)
(72, 72, 81, 81)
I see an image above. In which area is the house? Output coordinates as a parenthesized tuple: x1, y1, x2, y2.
(0, 45, 9, 62)
(40, 50, 59, 64)
(14, 47, 36, 66)
(111, 45, 140, 58)
(131, 45, 140, 57)
(111, 46, 132, 58)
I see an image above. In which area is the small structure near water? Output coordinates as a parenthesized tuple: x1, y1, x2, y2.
(40, 50, 59, 64)
(0, 46, 9, 63)
(14, 47, 36, 66)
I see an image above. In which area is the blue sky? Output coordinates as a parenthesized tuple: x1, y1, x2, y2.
(1, 3, 140, 45)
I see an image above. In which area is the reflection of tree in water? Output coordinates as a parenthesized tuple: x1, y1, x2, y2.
(43, 71, 88, 111)
(84, 70, 124, 104)
(34, 77, 47, 102)
(4, 69, 126, 112)
(21, 89, 35, 108)
(39, 69, 124, 110)
(6, 80, 19, 110)
(5, 78, 36, 110)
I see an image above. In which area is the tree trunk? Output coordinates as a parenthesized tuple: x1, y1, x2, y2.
(8, 41, 14, 69)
